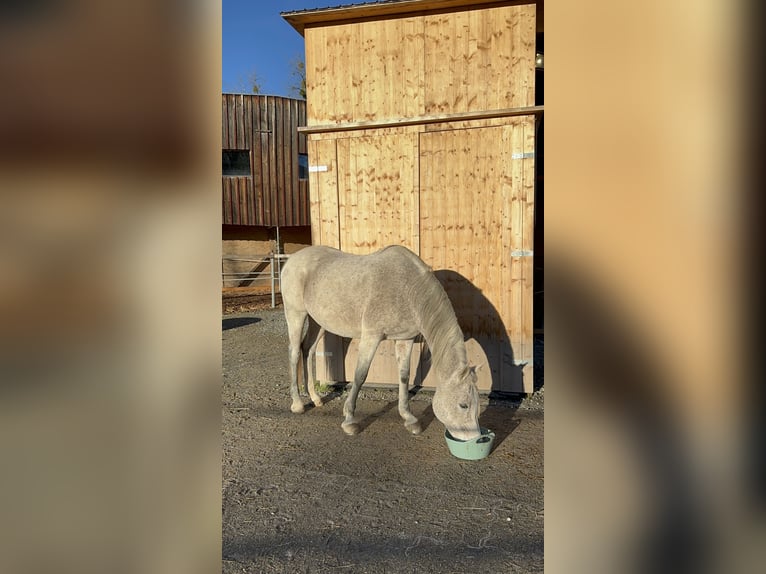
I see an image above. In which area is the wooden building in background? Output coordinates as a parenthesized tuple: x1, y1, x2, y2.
(283, 0, 542, 394)
(222, 94, 312, 289)
(222, 93, 309, 227)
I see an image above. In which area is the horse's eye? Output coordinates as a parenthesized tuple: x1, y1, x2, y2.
(459, 403, 469, 409)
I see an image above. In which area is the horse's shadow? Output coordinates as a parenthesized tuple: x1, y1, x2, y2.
(354, 394, 518, 455)
(222, 316, 261, 331)
(356, 399, 399, 433)
(301, 383, 345, 412)
(481, 398, 523, 454)
(314, 383, 516, 453)
(339, 386, 439, 434)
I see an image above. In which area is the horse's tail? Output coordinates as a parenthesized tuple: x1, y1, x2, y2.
(297, 340, 306, 392)
(300, 317, 324, 394)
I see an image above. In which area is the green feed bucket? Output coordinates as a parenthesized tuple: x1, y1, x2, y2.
(444, 427, 495, 460)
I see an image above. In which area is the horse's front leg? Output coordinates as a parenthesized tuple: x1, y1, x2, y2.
(342, 333, 383, 435)
(395, 339, 421, 434)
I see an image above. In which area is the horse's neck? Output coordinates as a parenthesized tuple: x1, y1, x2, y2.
(420, 313, 468, 379)
(411, 269, 468, 379)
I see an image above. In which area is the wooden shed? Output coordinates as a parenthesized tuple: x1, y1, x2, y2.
(222, 93, 309, 227)
(222, 94, 312, 291)
(283, 0, 542, 393)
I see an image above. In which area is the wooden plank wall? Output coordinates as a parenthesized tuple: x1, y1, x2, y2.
(424, 5, 535, 113)
(306, 17, 425, 125)
(336, 134, 420, 253)
(305, 3, 536, 124)
(222, 94, 309, 227)
(304, 2, 538, 393)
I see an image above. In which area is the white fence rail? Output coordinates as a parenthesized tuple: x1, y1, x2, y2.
(222, 253, 289, 308)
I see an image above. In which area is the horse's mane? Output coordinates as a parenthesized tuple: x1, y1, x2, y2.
(405, 256, 468, 376)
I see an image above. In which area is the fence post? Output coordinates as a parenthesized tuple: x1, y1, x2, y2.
(270, 253, 276, 308)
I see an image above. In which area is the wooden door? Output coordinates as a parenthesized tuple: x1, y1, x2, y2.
(419, 119, 535, 393)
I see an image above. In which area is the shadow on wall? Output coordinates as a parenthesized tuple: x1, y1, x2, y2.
(432, 269, 528, 394)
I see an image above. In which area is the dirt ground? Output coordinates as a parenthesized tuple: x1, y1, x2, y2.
(222, 305, 544, 573)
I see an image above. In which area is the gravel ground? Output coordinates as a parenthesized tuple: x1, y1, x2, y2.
(222, 307, 543, 573)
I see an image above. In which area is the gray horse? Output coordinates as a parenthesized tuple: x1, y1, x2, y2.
(281, 245, 481, 440)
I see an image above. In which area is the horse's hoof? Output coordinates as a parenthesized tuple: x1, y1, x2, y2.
(291, 402, 305, 414)
(341, 422, 360, 435)
(312, 398, 323, 408)
(405, 421, 422, 435)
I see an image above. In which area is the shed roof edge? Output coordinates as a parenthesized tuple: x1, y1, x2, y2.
(281, 0, 536, 36)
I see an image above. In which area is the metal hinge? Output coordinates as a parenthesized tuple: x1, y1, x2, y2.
(510, 249, 534, 257)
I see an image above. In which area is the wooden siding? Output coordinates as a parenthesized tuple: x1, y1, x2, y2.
(305, 16, 425, 125)
(292, 1, 539, 393)
(310, 118, 535, 394)
(423, 5, 535, 113)
(304, 3, 536, 125)
(222, 94, 309, 227)
(336, 133, 420, 253)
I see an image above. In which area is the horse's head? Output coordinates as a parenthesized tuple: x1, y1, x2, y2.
(432, 365, 481, 441)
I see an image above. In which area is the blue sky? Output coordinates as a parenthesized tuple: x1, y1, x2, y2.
(223, 0, 330, 96)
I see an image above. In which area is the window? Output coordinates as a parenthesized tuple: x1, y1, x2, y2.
(298, 153, 309, 180)
(223, 150, 251, 176)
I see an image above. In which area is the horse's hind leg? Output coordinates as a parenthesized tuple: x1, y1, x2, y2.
(303, 319, 325, 408)
(286, 307, 307, 414)
(342, 333, 383, 435)
(395, 339, 421, 434)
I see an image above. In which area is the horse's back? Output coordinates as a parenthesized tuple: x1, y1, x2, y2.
(305, 245, 427, 288)
(282, 245, 428, 338)
(283, 245, 425, 286)
(284, 245, 343, 270)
